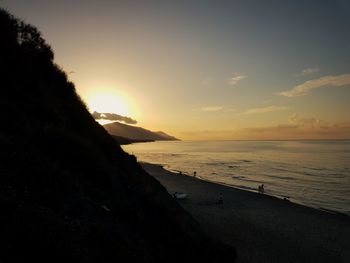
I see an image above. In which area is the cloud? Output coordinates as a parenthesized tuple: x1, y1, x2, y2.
(237, 124, 349, 140)
(201, 106, 223, 112)
(92, 111, 137, 124)
(295, 67, 319, 77)
(280, 73, 350, 97)
(288, 113, 320, 127)
(180, 114, 350, 140)
(228, 73, 246, 86)
(239, 106, 288, 115)
(239, 115, 350, 140)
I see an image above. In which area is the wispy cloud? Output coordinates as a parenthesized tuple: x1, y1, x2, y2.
(239, 105, 288, 115)
(92, 111, 137, 124)
(288, 113, 320, 127)
(201, 106, 223, 112)
(228, 73, 246, 86)
(280, 73, 350, 97)
(295, 67, 319, 77)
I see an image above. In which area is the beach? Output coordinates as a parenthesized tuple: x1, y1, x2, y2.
(142, 162, 350, 263)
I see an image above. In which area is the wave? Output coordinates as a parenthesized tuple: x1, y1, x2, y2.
(272, 167, 296, 173)
(272, 167, 322, 178)
(226, 183, 257, 192)
(206, 160, 253, 167)
(302, 171, 321, 177)
(206, 162, 227, 166)
(231, 176, 262, 184)
(263, 174, 296, 180)
(231, 175, 246, 180)
(303, 166, 325, 171)
(328, 173, 346, 178)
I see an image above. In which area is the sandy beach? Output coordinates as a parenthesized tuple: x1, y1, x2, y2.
(142, 162, 350, 263)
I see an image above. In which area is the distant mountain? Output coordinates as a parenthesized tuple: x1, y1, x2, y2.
(103, 121, 179, 141)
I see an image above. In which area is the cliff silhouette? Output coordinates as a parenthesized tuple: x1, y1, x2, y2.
(0, 8, 235, 263)
(104, 121, 179, 142)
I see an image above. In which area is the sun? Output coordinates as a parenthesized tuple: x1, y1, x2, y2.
(87, 92, 131, 117)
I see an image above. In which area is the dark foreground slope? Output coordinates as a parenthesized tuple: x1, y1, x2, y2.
(0, 9, 235, 263)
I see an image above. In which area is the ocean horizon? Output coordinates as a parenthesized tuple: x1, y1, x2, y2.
(123, 140, 350, 216)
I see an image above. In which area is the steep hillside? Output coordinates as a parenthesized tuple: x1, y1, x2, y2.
(104, 121, 179, 141)
(0, 9, 235, 263)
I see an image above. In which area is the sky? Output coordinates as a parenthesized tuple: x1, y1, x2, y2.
(2, 0, 350, 140)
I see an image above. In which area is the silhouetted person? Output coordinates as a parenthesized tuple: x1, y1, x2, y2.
(179, 171, 182, 176)
(258, 184, 265, 194)
(194, 171, 197, 177)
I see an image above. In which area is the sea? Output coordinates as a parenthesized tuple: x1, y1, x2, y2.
(122, 140, 350, 215)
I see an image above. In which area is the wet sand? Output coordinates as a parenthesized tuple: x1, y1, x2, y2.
(142, 162, 350, 263)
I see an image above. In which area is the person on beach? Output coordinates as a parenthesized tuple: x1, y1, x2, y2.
(194, 171, 197, 177)
(258, 184, 265, 194)
(218, 193, 223, 204)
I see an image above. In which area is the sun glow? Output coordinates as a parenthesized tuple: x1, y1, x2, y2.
(87, 92, 131, 117)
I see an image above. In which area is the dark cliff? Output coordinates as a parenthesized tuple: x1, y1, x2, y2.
(0, 9, 235, 263)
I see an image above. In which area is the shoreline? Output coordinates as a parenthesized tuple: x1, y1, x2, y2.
(145, 162, 349, 218)
(142, 162, 350, 263)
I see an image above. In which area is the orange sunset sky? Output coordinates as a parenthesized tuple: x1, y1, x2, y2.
(3, 0, 350, 140)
